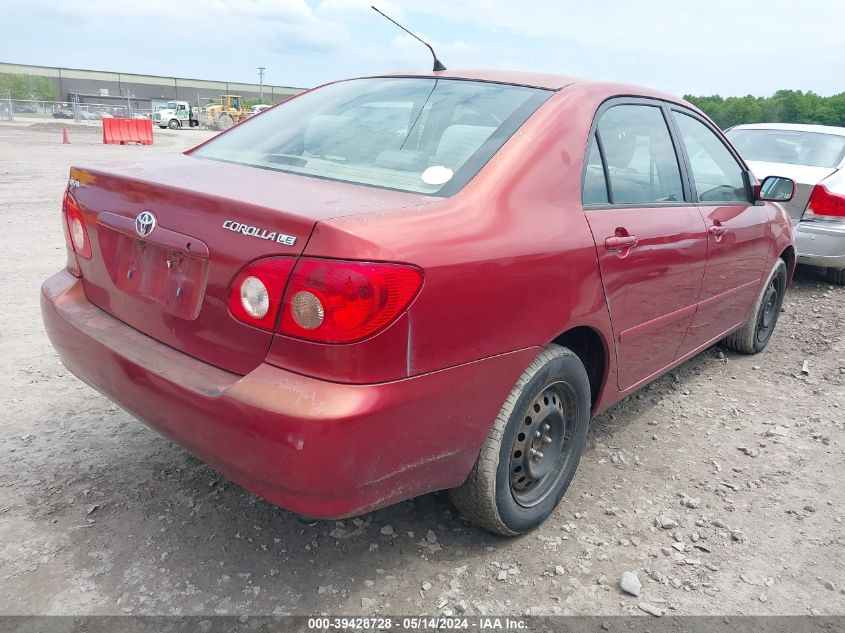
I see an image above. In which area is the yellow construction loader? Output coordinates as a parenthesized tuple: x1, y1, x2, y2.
(202, 95, 246, 130)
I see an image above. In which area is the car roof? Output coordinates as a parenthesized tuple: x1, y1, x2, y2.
(369, 69, 583, 90)
(365, 69, 689, 104)
(729, 122, 845, 137)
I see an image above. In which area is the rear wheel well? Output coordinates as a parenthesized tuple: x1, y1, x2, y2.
(551, 326, 607, 409)
(779, 245, 796, 283)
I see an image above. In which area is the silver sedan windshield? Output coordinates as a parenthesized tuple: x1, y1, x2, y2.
(727, 129, 845, 168)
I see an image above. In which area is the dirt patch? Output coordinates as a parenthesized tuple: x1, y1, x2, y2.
(0, 123, 843, 617)
(25, 122, 106, 135)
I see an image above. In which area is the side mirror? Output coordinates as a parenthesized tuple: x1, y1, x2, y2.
(756, 175, 795, 202)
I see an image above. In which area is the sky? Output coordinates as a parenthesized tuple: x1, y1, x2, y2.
(2, 0, 843, 98)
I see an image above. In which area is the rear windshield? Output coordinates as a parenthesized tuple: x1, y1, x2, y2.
(191, 77, 551, 196)
(727, 128, 845, 168)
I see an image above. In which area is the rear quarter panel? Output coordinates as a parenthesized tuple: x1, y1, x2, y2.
(821, 165, 845, 194)
(302, 87, 615, 380)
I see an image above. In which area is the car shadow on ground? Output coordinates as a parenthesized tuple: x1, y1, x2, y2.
(24, 350, 711, 613)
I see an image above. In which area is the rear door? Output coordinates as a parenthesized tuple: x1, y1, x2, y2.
(668, 108, 771, 356)
(583, 100, 708, 391)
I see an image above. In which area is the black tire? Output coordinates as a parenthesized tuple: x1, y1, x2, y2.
(449, 345, 590, 535)
(827, 267, 845, 285)
(217, 114, 234, 130)
(168, 119, 180, 130)
(723, 258, 787, 354)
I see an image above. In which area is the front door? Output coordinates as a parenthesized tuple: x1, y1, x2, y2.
(668, 109, 771, 356)
(583, 102, 708, 391)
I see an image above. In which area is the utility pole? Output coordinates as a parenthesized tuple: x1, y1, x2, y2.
(257, 67, 265, 102)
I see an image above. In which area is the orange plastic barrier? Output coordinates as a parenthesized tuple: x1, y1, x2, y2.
(102, 118, 153, 145)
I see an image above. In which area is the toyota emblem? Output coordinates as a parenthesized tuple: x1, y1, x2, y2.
(135, 210, 157, 238)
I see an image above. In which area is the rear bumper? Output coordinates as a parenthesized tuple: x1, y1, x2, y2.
(795, 221, 845, 269)
(41, 270, 536, 518)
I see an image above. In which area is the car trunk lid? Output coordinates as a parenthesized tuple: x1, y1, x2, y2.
(69, 154, 435, 375)
(745, 160, 839, 220)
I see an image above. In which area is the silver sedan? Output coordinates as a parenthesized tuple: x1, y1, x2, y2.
(726, 123, 845, 284)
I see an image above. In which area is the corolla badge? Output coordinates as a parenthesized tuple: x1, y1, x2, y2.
(222, 220, 297, 246)
(135, 210, 157, 238)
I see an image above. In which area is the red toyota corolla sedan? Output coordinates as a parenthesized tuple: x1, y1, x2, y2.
(41, 70, 796, 535)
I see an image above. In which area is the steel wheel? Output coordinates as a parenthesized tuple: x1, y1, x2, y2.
(508, 382, 579, 507)
(449, 345, 591, 535)
(754, 272, 783, 346)
(723, 258, 787, 354)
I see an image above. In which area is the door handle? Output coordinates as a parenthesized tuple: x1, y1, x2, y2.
(605, 235, 638, 251)
(708, 224, 727, 237)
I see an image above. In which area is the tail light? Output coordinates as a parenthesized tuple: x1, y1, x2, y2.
(280, 259, 423, 343)
(227, 256, 423, 343)
(228, 257, 296, 330)
(805, 184, 845, 221)
(63, 189, 91, 259)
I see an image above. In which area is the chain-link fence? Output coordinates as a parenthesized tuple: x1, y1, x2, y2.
(1, 91, 13, 122)
(0, 98, 157, 125)
(1, 97, 279, 129)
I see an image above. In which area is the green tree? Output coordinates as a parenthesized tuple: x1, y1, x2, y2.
(30, 76, 57, 101)
(0, 73, 58, 101)
(0, 73, 31, 99)
(686, 89, 845, 128)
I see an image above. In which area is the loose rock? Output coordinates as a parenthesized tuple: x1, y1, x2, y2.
(619, 571, 641, 597)
(638, 602, 663, 616)
(656, 516, 678, 530)
(682, 496, 701, 509)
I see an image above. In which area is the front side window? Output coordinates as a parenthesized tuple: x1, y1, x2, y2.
(597, 105, 684, 204)
(192, 78, 551, 196)
(673, 112, 748, 203)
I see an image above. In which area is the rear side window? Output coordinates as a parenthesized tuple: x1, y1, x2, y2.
(582, 136, 609, 204)
(673, 112, 749, 203)
(597, 105, 684, 204)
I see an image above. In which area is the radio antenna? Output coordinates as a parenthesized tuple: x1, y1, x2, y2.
(371, 5, 446, 72)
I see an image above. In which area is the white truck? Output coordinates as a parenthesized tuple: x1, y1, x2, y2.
(152, 101, 199, 130)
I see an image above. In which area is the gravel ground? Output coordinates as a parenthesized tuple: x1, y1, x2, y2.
(0, 122, 843, 617)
